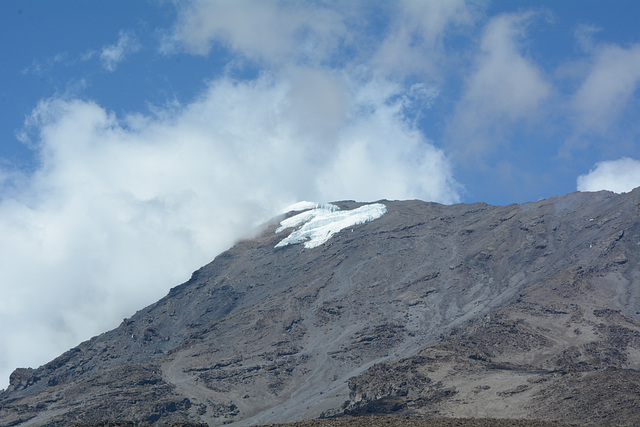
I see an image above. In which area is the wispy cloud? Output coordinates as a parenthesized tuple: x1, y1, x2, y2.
(571, 44, 640, 134)
(371, 0, 476, 79)
(446, 11, 551, 162)
(21, 53, 69, 76)
(574, 23, 601, 52)
(166, 1, 347, 65)
(100, 30, 140, 72)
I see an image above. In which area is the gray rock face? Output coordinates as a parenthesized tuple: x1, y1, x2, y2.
(2, 190, 640, 426)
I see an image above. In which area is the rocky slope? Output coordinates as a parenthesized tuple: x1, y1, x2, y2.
(1, 190, 640, 426)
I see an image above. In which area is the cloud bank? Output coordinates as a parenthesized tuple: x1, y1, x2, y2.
(0, 69, 459, 389)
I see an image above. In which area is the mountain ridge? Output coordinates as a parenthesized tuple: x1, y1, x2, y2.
(2, 190, 640, 426)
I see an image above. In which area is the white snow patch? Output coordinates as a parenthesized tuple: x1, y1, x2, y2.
(280, 201, 339, 214)
(275, 203, 387, 249)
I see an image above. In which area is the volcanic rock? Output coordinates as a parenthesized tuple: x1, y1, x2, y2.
(2, 190, 640, 425)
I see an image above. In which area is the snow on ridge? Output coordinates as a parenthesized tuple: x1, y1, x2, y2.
(280, 201, 339, 214)
(275, 202, 387, 249)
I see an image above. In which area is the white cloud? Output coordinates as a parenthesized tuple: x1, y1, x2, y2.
(0, 66, 460, 388)
(100, 31, 140, 72)
(577, 157, 640, 193)
(316, 77, 459, 203)
(447, 12, 551, 160)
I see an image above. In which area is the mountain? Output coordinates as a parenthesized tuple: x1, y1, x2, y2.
(2, 190, 640, 426)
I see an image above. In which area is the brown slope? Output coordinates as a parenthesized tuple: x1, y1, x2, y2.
(1, 190, 640, 426)
(344, 191, 640, 425)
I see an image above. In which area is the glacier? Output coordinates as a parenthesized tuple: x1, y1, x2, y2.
(275, 202, 387, 249)
(280, 201, 339, 214)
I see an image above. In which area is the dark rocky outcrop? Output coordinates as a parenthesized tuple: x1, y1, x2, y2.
(2, 190, 640, 425)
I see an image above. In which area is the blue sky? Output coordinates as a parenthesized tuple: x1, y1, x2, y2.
(2, 0, 640, 388)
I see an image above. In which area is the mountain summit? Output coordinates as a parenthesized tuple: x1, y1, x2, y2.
(2, 190, 640, 426)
